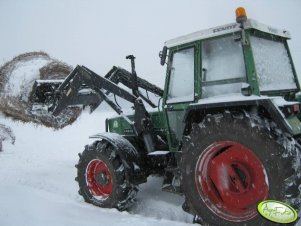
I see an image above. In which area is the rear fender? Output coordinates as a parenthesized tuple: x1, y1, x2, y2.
(184, 98, 301, 136)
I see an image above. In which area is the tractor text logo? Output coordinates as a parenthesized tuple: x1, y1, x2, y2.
(257, 200, 297, 224)
(213, 24, 237, 33)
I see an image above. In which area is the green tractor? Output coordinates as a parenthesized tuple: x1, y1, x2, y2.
(31, 7, 300, 225)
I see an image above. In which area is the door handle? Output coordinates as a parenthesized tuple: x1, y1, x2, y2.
(166, 105, 174, 110)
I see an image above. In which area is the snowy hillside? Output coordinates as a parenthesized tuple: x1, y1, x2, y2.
(0, 111, 194, 226)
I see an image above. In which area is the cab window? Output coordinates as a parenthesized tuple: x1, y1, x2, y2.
(201, 35, 246, 98)
(167, 48, 195, 103)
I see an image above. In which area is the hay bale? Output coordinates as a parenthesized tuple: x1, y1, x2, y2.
(0, 51, 82, 129)
(39, 60, 73, 80)
(0, 52, 49, 91)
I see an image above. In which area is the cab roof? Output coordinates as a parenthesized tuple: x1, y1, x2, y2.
(165, 19, 291, 48)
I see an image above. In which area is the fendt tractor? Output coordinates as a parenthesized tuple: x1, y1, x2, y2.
(30, 8, 301, 225)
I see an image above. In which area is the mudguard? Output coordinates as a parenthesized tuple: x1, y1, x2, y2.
(184, 97, 301, 136)
(89, 132, 147, 184)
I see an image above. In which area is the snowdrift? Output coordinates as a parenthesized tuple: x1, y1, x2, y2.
(0, 51, 81, 129)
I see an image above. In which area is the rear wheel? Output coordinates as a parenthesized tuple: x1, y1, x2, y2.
(181, 112, 301, 225)
(76, 140, 138, 210)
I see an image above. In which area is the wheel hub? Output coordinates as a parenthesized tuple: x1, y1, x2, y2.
(95, 172, 109, 186)
(195, 141, 269, 222)
(86, 159, 113, 199)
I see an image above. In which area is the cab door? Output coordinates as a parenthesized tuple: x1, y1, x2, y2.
(164, 45, 198, 150)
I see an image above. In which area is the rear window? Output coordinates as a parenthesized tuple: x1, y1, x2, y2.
(250, 35, 297, 92)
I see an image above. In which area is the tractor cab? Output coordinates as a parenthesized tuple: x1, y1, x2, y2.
(161, 8, 301, 151)
(163, 12, 298, 102)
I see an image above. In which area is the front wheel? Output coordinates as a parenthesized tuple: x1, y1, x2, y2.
(76, 140, 138, 210)
(181, 112, 301, 225)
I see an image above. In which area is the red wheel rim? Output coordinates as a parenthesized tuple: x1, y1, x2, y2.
(195, 141, 269, 222)
(86, 159, 113, 200)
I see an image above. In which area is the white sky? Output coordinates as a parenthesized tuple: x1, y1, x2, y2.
(0, 0, 300, 87)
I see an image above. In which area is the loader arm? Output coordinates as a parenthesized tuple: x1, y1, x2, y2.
(30, 64, 162, 153)
(31, 65, 163, 113)
(51, 65, 137, 116)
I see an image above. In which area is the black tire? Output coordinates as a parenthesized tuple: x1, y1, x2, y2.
(76, 140, 138, 210)
(181, 111, 301, 226)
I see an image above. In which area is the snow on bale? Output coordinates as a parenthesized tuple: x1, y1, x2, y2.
(0, 51, 82, 129)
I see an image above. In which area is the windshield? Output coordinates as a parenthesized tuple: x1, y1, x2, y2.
(250, 35, 297, 92)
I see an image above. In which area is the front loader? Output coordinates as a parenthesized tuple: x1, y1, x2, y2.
(30, 7, 301, 226)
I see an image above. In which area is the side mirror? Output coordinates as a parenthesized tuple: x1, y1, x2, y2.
(159, 46, 167, 66)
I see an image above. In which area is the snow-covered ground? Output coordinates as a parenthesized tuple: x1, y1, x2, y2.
(0, 110, 300, 226)
(0, 111, 194, 226)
